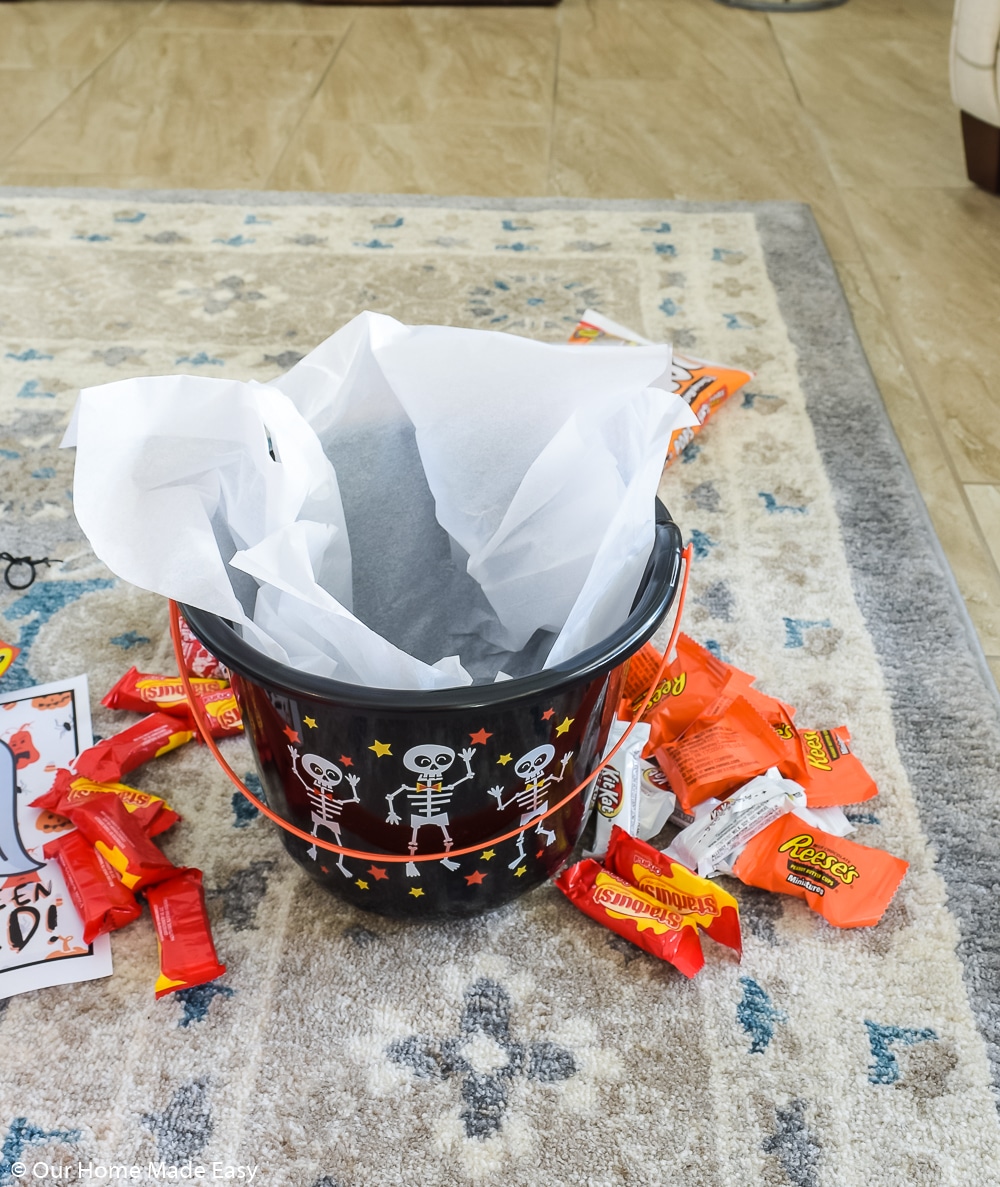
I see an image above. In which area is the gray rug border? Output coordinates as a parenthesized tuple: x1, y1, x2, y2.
(5, 185, 999, 1093)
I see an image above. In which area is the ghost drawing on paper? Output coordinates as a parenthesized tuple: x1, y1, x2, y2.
(0, 738, 43, 877)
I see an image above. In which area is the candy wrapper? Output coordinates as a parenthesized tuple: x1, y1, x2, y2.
(604, 826, 741, 957)
(146, 868, 226, 998)
(43, 829, 142, 943)
(732, 813, 908, 928)
(34, 770, 180, 837)
(664, 767, 853, 878)
(654, 694, 787, 813)
(54, 791, 177, 892)
(555, 859, 707, 977)
(192, 686, 244, 739)
(567, 309, 754, 466)
(773, 723, 878, 808)
(103, 667, 229, 717)
(588, 718, 652, 858)
(73, 713, 194, 784)
(177, 612, 228, 680)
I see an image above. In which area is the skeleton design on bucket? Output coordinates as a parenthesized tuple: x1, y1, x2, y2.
(289, 747, 360, 877)
(385, 744, 476, 876)
(488, 745, 573, 869)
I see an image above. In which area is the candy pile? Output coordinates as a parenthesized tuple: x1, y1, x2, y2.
(558, 633, 909, 965)
(29, 616, 237, 998)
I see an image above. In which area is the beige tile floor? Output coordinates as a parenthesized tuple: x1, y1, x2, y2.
(1, 0, 998, 681)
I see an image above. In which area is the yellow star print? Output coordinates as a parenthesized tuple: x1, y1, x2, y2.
(408, 886, 425, 898)
(480, 849, 496, 861)
(555, 716, 574, 736)
(497, 753, 512, 766)
(514, 866, 527, 878)
(355, 879, 369, 890)
(369, 739, 392, 757)
(303, 716, 317, 729)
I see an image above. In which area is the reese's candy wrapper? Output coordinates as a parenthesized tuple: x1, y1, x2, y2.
(43, 828, 142, 943)
(177, 613, 228, 680)
(73, 713, 194, 784)
(33, 769, 180, 837)
(567, 309, 754, 466)
(655, 695, 787, 813)
(604, 825, 741, 956)
(53, 792, 177, 892)
(775, 724, 878, 808)
(555, 858, 706, 977)
(103, 666, 229, 717)
(146, 868, 226, 998)
(732, 813, 908, 928)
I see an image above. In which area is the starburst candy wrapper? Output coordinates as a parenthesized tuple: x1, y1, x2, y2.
(73, 713, 195, 784)
(732, 813, 908, 928)
(53, 791, 177, 892)
(146, 868, 226, 999)
(567, 309, 754, 466)
(34, 769, 180, 837)
(654, 694, 787, 813)
(43, 828, 142, 943)
(555, 858, 707, 977)
(103, 666, 229, 716)
(191, 686, 243, 739)
(604, 825, 742, 956)
(177, 612, 228, 680)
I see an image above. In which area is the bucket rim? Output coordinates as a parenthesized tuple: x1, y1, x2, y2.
(180, 501, 683, 713)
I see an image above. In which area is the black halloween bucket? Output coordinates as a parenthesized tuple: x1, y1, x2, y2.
(173, 502, 686, 920)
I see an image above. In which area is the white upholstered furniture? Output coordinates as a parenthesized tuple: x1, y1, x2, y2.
(951, 0, 1000, 191)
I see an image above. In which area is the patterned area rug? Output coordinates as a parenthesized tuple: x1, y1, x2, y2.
(1, 190, 999, 1187)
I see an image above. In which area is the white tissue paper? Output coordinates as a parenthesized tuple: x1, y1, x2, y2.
(66, 312, 697, 690)
(664, 767, 854, 878)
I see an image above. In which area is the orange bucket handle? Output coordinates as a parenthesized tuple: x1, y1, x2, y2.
(169, 543, 692, 864)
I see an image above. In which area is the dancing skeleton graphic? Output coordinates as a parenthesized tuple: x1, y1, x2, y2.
(385, 745, 476, 876)
(488, 745, 573, 869)
(290, 748, 360, 876)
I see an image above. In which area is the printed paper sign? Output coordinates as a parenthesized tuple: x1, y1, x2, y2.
(0, 675, 112, 998)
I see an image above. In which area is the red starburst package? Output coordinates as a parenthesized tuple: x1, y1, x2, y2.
(33, 769, 180, 837)
(50, 791, 177, 892)
(733, 813, 907, 928)
(103, 667, 229, 717)
(43, 829, 142, 943)
(604, 825, 741, 956)
(73, 713, 194, 784)
(555, 858, 706, 977)
(146, 868, 226, 998)
(177, 613, 228, 680)
(655, 694, 788, 813)
(192, 687, 243, 739)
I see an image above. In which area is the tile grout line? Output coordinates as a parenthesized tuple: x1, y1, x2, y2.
(262, 17, 359, 191)
(766, 15, 1000, 630)
(0, 0, 170, 170)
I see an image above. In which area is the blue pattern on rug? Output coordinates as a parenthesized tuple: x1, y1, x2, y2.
(865, 1021, 938, 1085)
(737, 977, 787, 1053)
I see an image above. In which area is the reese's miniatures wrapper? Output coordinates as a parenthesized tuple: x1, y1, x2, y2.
(44, 828, 142, 943)
(73, 713, 195, 784)
(604, 826, 741, 957)
(567, 309, 754, 466)
(556, 859, 707, 977)
(48, 790, 177, 892)
(103, 668, 243, 739)
(34, 770, 180, 837)
(177, 613, 228, 680)
(655, 694, 787, 813)
(732, 813, 908, 928)
(146, 868, 226, 999)
(772, 722, 878, 808)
